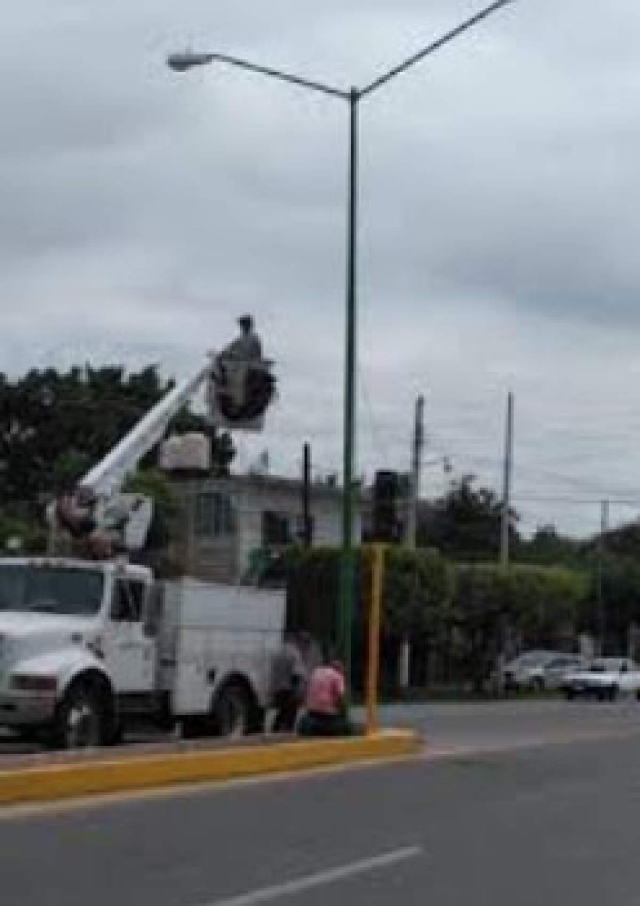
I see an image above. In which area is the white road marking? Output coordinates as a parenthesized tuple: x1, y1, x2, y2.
(200, 845, 423, 906)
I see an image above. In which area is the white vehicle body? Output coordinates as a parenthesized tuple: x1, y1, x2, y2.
(0, 557, 285, 745)
(502, 650, 586, 692)
(561, 658, 640, 701)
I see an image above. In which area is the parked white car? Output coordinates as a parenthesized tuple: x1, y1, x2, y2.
(502, 651, 587, 693)
(561, 658, 640, 701)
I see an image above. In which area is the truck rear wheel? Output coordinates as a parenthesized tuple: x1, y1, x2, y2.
(212, 682, 251, 739)
(54, 681, 107, 749)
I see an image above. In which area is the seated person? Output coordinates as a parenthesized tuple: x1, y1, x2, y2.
(297, 660, 352, 737)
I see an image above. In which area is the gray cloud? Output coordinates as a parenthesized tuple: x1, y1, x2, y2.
(3, 0, 640, 535)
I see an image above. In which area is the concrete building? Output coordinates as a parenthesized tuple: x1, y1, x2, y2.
(169, 474, 362, 584)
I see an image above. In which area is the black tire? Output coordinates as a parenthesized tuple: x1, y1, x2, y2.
(53, 680, 107, 750)
(608, 685, 619, 702)
(531, 676, 545, 694)
(211, 682, 252, 739)
(564, 688, 575, 701)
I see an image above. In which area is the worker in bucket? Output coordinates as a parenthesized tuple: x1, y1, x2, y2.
(219, 315, 263, 411)
(225, 314, 263, 361)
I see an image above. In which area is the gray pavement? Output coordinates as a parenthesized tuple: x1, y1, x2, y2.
(3, 701, 640, 904)
(375, 697, 640, 753)
(2, 696, 639, 757)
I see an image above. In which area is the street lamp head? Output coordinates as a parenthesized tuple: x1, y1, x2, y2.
(167, 51, 215, 73)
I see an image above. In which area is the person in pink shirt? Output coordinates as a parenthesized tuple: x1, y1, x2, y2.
(298, 660, 351, 737)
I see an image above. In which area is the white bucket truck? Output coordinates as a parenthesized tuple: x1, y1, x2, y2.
(0, 332, 284, 747)
(0, 557, 284, 747)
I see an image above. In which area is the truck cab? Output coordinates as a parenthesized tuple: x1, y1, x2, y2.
(0, 557, 156, 746)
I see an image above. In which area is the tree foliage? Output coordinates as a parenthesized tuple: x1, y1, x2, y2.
(282, 546, 587, 692)
(516, 524, 584, 567)
(451, 563, 587, 691)
(124, 468, 176, 552)
(0, 364, 235, 515)
(419, 474, 518, 561)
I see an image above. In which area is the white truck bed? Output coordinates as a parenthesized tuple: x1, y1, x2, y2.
(159, 579, 285, 716)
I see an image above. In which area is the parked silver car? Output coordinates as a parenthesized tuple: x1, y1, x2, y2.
(502, 650, 587, 693)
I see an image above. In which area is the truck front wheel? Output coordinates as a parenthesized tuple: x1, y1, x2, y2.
(54, 680, 107, 749)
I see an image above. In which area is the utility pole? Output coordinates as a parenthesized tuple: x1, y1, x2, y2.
(301, 442, 313, 547)
(406, 395, 425, 549)
(597, 499, 609, 655)
(500, 391, 514, 568)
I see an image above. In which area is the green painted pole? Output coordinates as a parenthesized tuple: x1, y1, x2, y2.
(339, 87, 359, 696)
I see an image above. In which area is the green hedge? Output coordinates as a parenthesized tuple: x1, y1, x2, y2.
(451, 562, 588, 690)
(284, 545, 452, 644)
(281, 546, 589, 692)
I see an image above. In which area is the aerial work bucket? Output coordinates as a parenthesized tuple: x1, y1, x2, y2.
(207, 315, 276, 431)
(207, 356, 276, 431)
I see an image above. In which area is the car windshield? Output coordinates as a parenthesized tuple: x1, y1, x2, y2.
(0, 565, 104, 617)
(514, 652, 552, 667)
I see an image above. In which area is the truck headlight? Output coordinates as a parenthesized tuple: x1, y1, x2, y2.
(10, 674, 57, 693)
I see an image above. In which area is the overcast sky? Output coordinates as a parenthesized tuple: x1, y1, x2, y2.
(4, 0, 640, 536)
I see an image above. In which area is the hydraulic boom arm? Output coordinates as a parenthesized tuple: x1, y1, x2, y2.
(80, 360, 212, 501)
(50, 332, 275, 553)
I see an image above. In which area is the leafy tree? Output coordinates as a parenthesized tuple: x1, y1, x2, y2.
(516, 524, 584, 568)
(576, 556, 640, 653)
(451, 563, 587, 692)
(124, 469, 176, 552)
(0, 365, 235, 514)
(0, 513, 47, 555)
(381, 547, 453, 643)
(419, 474, 518, 561)
(584, 520, 640, 559)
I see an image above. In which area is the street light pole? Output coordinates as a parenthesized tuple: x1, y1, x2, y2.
(341, 87, 359, 685)
(167, 0, 516, 694)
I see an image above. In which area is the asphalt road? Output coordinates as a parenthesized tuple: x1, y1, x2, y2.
(2, 697, 639, 755)
(377, 697, 640, 753)
(3, 703, 640, 905)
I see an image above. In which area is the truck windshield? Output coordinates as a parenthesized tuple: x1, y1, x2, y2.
(0, 566, 104, 616)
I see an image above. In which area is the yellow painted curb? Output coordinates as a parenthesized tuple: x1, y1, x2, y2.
(0, 730, 422, 806)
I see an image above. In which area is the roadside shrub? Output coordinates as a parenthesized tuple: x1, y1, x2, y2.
(281, 547, 588, 695)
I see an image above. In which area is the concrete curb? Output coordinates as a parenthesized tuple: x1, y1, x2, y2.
(0, 730, 422, 806)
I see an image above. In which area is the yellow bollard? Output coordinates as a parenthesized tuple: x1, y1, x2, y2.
(365, 543, 385, 735)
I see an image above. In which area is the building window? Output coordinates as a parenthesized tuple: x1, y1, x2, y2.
(262, 510, 291, 546)
(195, 492, 233, 539)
